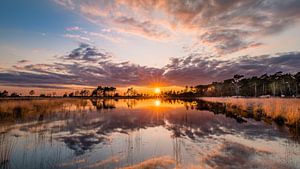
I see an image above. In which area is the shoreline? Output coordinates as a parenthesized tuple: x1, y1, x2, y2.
(0, 96, 299, 100)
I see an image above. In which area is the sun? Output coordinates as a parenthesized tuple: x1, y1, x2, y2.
(154, 88, 161, 94)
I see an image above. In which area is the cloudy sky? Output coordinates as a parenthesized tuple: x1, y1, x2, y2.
(0, 0, 300, 92)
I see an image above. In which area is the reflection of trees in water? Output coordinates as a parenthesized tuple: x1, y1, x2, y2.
(165, 99, 299, 139)
(126, 99, 138, 109)
(194, 99, 300, 139)
(90, 99, 116, 110)
(0, 98, 299, 167)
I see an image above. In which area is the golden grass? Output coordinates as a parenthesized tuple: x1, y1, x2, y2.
(201, 97, 300, 125)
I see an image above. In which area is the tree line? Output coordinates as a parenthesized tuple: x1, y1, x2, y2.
(0, 86, 143, 97)
(163, 72, 300, 97)
(1, 72, 299, 98)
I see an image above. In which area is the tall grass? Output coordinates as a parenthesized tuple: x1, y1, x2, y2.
(0, 135, 15, 168)
(200, 97, 300, 130)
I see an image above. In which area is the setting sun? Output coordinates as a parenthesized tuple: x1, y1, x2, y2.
(154, 88, 161, 94)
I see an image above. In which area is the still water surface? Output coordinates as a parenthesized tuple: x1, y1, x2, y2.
(0, 98, 299, 169)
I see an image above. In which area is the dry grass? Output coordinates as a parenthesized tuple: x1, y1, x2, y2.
(201, 97, 300, 126)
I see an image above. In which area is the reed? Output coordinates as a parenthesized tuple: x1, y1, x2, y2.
(201, 97, 300, 128)
(0, 135, 15, 168)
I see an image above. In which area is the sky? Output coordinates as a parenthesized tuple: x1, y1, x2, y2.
(0, 0, 300, 94)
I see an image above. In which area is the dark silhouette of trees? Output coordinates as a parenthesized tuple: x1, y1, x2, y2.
(80, 89, 90, 97)
(0, 90, 9, 97)
(91, 86, 117, 97)
(164, 72, 300, 97)
(29, 90, 35, 96)
(10, 92, 20, 97)
(68, 92, 74, 97)
(126, 87, 137, 96)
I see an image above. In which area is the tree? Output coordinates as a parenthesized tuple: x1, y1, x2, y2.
(109, 87, 116, 96)
(233, 74, 244, 96)
(29, 90, 35, 96)
(92, 86, 103, 96)
(0, 90, 9, 97)
(10, 92, 20, 97)
(126, 87, 137, 96)
(80, 89, 90, 97)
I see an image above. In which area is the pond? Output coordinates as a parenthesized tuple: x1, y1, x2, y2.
(0, 98, 299, 169)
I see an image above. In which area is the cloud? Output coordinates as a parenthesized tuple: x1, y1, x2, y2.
(17, 59, 30, 64)
(66, 26, 81, 31)
(0, 44, 165, 87)
(64, 26, 124, 43)
(54, 0, 300, 54)
(63, 34, 91, 43)
(61, 43, 112, 62)
(112, 16, 172, 40)
(53, 0, 75, 10)
(200, 29, 263, 54)
(163, 51, 300, 85)
(0, 44, 299, 88)
(89, 32, 123, 43)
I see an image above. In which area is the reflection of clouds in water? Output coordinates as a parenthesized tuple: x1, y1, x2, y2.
(59, 133, 108, 155)
(201, 141, 296, 169)
(2, 99, 295, 157)
(0, 99, 299, 168)
(120, 156, 175, 169)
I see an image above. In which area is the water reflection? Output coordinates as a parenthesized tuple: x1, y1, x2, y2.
(154, 99, 161, 107)
(0, 98, 299, 169)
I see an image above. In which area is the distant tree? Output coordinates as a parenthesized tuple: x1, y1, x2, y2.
(63, 93, 68, 97)
(110, 87, 116, 96)
(163, 72, 299, 98)
(92, 86, 104, 96)
(80, 89, 90, 97)
(233, 74, 244, 96)
(126, 87, 137, 96)
(29, 90, 35, 96)
(0, 90, 9, 97)
(102, 87, 108, 96)
(69, 92, 74, 97)
(40, 94, 46, 97)
(10, 92, 20, 97)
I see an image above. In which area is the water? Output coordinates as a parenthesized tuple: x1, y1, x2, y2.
(0, 98, 299, 169)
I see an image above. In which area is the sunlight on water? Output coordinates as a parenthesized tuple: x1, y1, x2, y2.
(154, 99, 161, 106)
(0, 98, 299, 169)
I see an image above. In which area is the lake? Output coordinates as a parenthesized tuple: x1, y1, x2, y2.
(0, 98, 299, 169)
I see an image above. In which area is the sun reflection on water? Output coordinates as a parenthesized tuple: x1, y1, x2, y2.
(154, 99, 161, 106)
